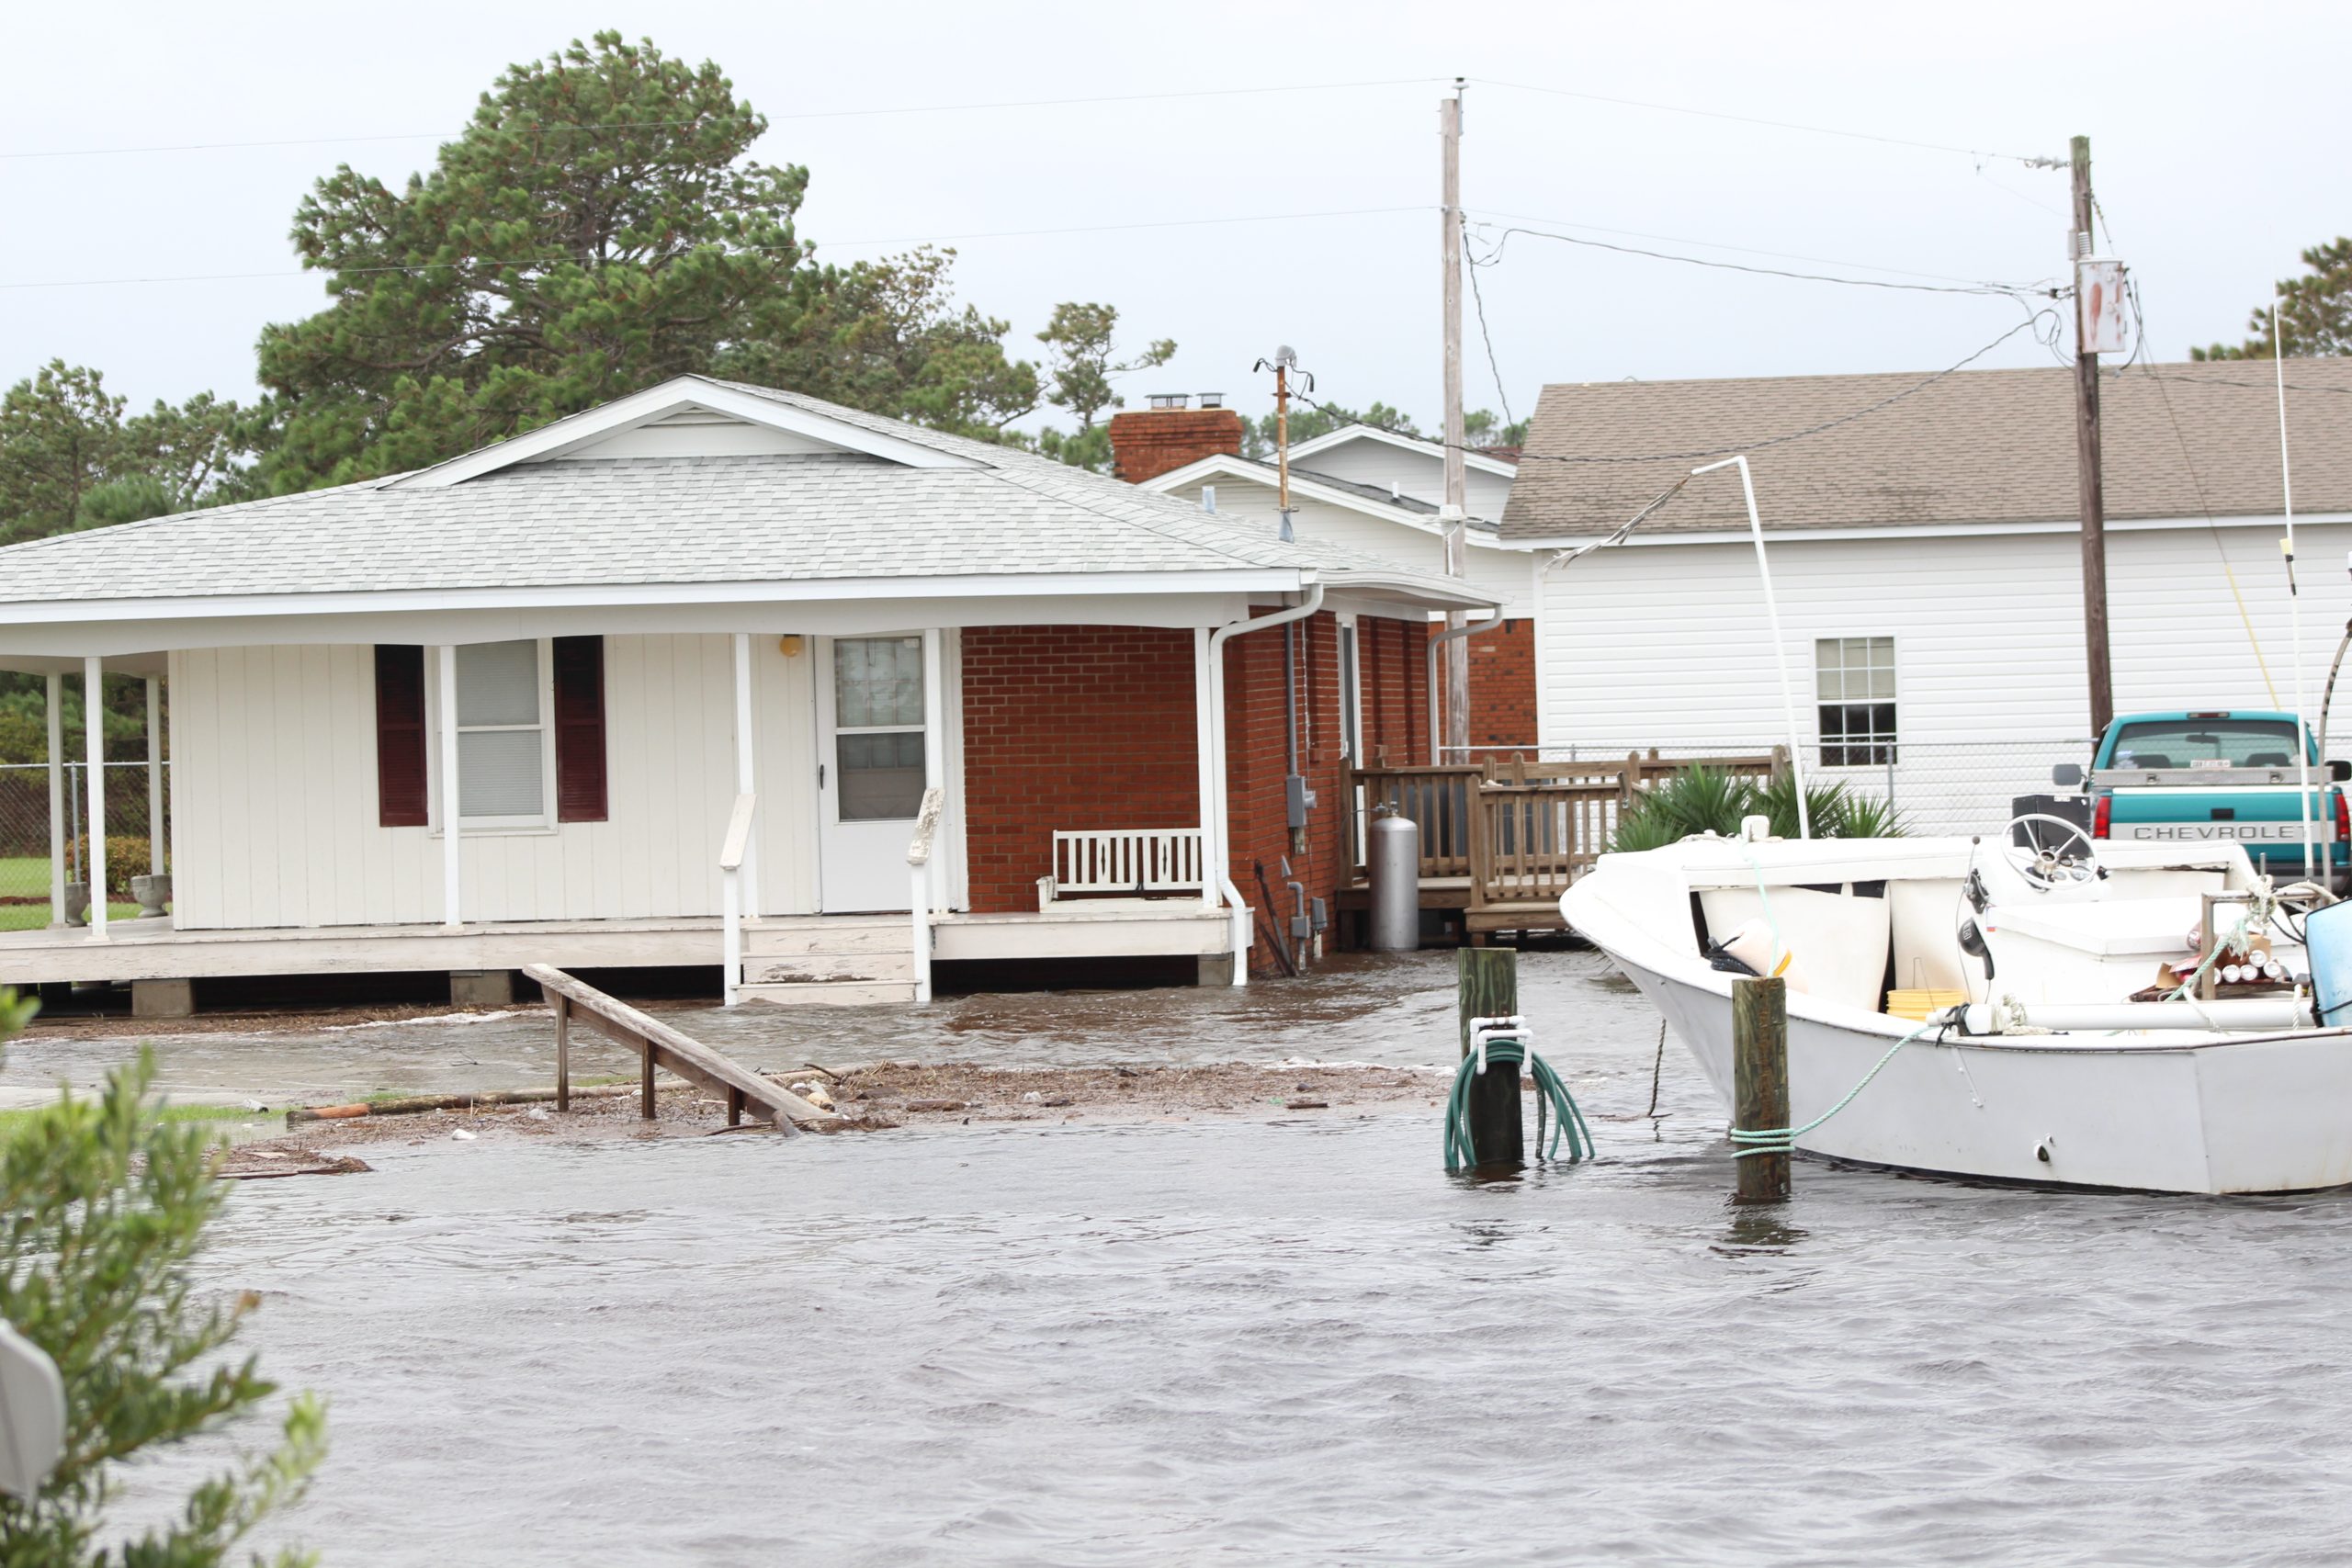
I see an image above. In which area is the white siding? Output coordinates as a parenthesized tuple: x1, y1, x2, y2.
(169, 635, 823, 930)
(1292, 440, 1514, 522)
(1535, 521, 2352, 835)
(1168, 482, 1537, 618)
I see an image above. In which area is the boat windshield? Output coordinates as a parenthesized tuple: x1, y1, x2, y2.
(2109, 718, 2302, 770)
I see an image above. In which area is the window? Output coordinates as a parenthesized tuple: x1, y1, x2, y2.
(1816, 637, 1896, 766)
(454, 639, 550, 824)
(2109, 717, 2301, 770)
(834, 636, 926, 821)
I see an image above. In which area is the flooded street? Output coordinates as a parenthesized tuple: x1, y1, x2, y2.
(92, 951, 2352, 1564)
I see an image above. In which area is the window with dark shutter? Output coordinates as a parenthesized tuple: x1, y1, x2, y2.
(553, 636, 609, 822)
(374, 645, 429, 827)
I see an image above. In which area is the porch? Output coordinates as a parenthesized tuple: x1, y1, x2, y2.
(0, 903, 1237, 1010)
(1336, 749, 1787, 939)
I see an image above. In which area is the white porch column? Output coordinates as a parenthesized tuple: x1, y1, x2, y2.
(83, 657, 107, 943)
(730, 633, 761, 919)
(44, 673, 64, 929)
(921, 629, 944, 913)
(1194, 627, 1218, 913)
(438, 644, 462, 929)
(144, 675, 164, 875)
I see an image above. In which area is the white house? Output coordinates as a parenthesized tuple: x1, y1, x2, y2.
(1121, 408, 1541, 753)
(1502, 358, 2352, 833)
(0, 377, 1490, 1013)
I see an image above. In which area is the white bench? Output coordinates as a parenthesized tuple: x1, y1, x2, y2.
(1038, 829, 1205, 908)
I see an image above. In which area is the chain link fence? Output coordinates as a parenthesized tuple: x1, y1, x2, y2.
(1461, 738, 2089, 841)
(0, 761, 171, 929)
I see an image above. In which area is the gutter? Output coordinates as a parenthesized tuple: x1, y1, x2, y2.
(1426, 604, 1508, 762)
(1204, 580, 1326, 984)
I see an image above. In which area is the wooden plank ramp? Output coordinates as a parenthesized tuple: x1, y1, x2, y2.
(524, 964, 836, 1133)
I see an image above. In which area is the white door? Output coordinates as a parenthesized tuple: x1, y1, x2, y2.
(815, 635, 929, 911)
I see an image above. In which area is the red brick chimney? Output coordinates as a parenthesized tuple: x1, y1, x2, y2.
(1106, 394, 1244, 484)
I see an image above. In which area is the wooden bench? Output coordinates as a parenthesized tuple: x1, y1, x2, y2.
(1036, 828, 1205, 908)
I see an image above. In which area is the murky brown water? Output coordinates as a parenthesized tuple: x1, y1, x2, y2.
(103, 953, 2352, 1564)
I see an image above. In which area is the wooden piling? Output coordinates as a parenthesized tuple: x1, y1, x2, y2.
(1457, 948, 1522, 1166)
(1733, 975, 1791, 1202)
(640, 1039, 657, 1121)
(553, 994, 571, 1112)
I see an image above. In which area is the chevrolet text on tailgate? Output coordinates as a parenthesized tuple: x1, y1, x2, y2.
(2056, 710, 2352, 888)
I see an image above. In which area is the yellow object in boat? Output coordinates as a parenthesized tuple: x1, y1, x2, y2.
(1885, 987, 1967, 1021)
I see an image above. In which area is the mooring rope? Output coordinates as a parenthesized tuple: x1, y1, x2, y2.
(1726, 1019, 1938, 1159)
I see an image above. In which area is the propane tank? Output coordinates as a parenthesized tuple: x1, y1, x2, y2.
(1368, 805, 1421, 952)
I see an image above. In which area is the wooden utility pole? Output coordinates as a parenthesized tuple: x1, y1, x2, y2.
(1439, 82, 1470, 762)
(1732, 976, 1791, 1202)
(2070, 134, 2113, 735)
(1273, 355, 1295, 542)
(1457, 947, 1521, 1166)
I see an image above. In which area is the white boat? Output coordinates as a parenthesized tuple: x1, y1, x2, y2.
(1560, 820, 2352, 1194)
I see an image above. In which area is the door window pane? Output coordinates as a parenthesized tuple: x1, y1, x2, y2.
(835, 637, 924, 728)
(838, 731, 926, 820)
(459, 729, 545, 818)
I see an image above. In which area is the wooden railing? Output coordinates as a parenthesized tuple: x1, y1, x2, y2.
(1348, 748, 1787, 903)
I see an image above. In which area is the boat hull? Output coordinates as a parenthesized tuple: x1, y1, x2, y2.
(1620, 958, 2352, 1195)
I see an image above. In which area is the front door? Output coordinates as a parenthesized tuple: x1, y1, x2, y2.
(815, 635, 929, 911)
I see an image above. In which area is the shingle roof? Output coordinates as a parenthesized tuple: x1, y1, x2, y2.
(0, 378, 1480, 607)
(1499, 358, 2352, 539)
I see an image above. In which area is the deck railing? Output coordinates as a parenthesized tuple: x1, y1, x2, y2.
(908, 786, 946, 1004)
(1349, 748, 1786, 904)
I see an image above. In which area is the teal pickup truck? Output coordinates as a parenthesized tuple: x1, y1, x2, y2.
(2054, 710, 2352, 888)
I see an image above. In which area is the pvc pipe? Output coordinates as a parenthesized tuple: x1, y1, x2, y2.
(1961, 998, 2312, 1034)
(1692, 455, 1810, 839)
(1204, 580, 1325, 983)
(1425, 604, 1506, 764)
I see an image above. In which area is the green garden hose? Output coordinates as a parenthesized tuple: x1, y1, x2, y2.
(1442, 1037, 1594, 1173)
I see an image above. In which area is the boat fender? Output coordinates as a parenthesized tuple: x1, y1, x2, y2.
(2305, 898, 2352, 1023)
(1720, 919, 1811, 995)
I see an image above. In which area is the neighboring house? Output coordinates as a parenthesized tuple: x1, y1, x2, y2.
(1501, 357, 2352, 832)
(0, 376, 1489, 1011)
(1120, 401, 1538, 754)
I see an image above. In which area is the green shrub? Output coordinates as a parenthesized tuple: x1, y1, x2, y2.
(1611, 765, 1905, 851)
(68, 835, 152, 899)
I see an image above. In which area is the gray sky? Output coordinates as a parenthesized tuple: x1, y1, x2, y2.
(4, 0, 2344, 440)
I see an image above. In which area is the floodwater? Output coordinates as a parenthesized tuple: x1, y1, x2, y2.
(106, 953, 2352, 1564)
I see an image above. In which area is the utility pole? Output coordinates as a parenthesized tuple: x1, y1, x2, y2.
(1439, 79, 1470, 762)
(2070, 133, 2113, 735)
(1255, 347, 1306, 543)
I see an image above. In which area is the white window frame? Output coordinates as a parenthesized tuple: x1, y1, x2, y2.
(1815, 635, 1898, 768)
(425, 637, 560, 834)
(1336, 615, 1364, 764)
(831, 634, 928, 825)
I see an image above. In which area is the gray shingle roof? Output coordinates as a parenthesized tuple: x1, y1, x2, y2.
(1500, 358, 2352, 539)
(0, 378, 1480, 606)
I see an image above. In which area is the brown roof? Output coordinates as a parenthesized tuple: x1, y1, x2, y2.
(1498, 358, 2352, 539)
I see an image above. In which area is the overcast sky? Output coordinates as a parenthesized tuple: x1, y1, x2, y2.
(4, 1, 2343, 440)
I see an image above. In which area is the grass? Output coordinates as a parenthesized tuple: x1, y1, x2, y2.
(0, 902, 144, 931)
(0, 853, 153, 930)
(0, 1100, 254, 1143)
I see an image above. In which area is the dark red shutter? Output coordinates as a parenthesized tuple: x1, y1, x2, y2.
(553, 636, 609, 823)
(374, 645, 429, 827)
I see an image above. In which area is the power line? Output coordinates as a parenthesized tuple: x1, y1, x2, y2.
(1475, 218, 2061, 300)
(1464, 233, 1515, 428)
(0, 77, 1442, 162)
(1471, 76, 2063, 169)
(0, 205, 1428, 292)
(1466, 207, 2054, 289)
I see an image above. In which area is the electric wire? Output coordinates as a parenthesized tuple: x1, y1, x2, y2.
(1467, 207, 2038, 288)
(1463, 230, 1516, 429)
(1474, 218, 2061, 299)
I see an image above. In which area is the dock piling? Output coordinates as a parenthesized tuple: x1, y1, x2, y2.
(1733, 975, 1791, 1202)
(1457, 948, 1522, 1166)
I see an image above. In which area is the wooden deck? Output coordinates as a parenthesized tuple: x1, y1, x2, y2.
(0, 902, 1237, 989)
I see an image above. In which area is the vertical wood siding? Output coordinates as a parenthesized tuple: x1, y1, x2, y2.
(169, 635, 821, 930)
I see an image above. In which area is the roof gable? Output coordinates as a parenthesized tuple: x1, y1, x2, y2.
(1288, 423, 1518, 478)
(390, 377, 982, 488)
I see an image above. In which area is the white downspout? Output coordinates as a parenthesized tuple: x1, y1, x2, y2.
(83, 657, 106, 943)
(1426, 604, 1507, 763)
(1206, 580, 1326, 985)
(1193, 627, 1218, 914)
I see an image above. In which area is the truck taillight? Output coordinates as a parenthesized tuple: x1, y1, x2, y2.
(2092, 795, 2111, 839)
(2337, 789, 2347, 848)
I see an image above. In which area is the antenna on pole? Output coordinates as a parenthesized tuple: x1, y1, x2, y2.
(1438, 77, 1471, 762)
(1254, 346, 1308, 544)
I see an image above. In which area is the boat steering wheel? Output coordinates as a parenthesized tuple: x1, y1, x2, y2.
(2000, 812, 2105, 892)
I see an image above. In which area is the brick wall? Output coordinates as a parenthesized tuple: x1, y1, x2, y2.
(1464, 617, 1538, 752)
(1105, 407, 1245, 484)
(960, 626, 1201, 914)
(1358, 615, 1431, 767)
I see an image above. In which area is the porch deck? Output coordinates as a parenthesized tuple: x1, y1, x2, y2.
(0, 903, 1237, 989)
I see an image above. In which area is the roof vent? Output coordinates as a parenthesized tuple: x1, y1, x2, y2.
(1148, 393, 1190, 411)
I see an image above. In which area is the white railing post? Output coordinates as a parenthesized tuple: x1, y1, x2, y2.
(718, 792, 756, 1008)
(908, 786, 944, 1005)
(145, 675, 164, 875)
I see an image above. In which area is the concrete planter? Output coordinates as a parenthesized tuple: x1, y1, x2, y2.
(62, 882, 90, 927)
(131, 874, 172, 919)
